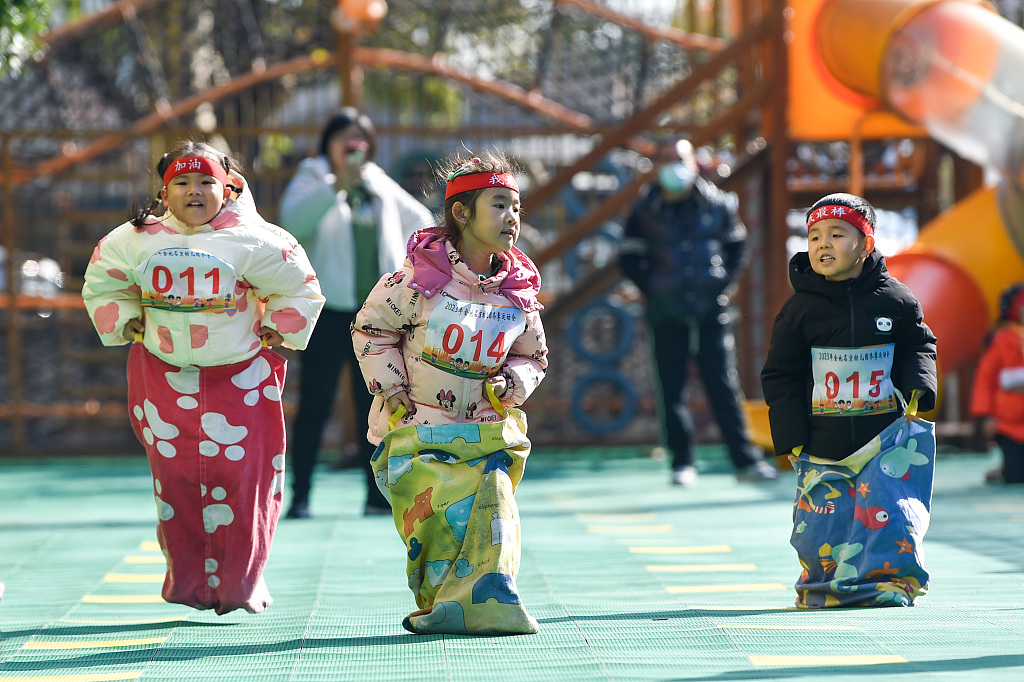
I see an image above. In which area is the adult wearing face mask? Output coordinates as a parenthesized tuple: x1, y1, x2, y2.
(279, 108, 434, 518)
(618, 138, 777, 487)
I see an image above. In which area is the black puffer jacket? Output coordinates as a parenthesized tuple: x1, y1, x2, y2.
(619, 177, 747, 323)
(760, 249, 938, 460)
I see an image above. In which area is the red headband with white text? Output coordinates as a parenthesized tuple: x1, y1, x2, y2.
(163, 156, 229, 188)
(445, 171, 519, 200)
(806, 204, 873, 236)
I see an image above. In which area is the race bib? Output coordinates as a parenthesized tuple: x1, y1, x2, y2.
(138, 248, 238, 313)
(422, 297, 527, 378)
(811, 344, 898, 417)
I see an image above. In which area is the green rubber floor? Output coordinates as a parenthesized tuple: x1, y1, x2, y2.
(1, 445, 1022, 682)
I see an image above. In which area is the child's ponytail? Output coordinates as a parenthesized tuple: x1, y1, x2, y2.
(128, 197, 163, 228)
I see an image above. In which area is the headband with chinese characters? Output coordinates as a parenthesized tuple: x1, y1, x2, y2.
(445, 171, 520, 200)
(806, 204, 873, 236)
(163, 156, 229, 188)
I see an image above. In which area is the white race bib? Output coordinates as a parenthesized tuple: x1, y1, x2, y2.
(810, 344, 898, 417)
(422, 297, 527, 378)
(138, 248, 238, 313)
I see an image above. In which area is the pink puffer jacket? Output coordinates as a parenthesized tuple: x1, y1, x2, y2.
(353, 228, 548, 444)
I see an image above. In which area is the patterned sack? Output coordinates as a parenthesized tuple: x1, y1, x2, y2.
(127, 343, 287, 615)
(790, 404, 935, 608)
(371, 392, 538, 635)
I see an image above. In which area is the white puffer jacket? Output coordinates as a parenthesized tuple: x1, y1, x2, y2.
(278, 157, 434, 312)
(83, 181, 324, 368)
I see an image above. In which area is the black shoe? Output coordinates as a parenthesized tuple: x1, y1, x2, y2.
(285, 501, 310, 519)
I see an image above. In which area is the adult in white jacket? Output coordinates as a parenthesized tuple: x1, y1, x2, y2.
(279, 108, 434, 518)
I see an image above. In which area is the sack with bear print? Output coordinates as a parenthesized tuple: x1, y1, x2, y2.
(370, 395, 538, 635)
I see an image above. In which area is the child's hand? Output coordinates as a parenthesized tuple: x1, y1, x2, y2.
(387, 390, 415, 416)
(259, 326, 284, 347)
(485, 376, 508, 400)
(123, 318, 145, 342)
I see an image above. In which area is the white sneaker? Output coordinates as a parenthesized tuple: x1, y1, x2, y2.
(736, 460, 779, 482)
(671, 465, 698, 487)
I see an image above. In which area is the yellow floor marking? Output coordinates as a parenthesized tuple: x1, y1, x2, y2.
(82, 595, 164, 604)
(647, 563, 756, 572)
(750, 654, 907, 666)
(104, 574, 164, 583)
(0, 674, 141, 681)
(586, 524, 673, 535)
(23, 637, 167, 650)
(123, 556, 166, 564)
(576, 513, 658, 523)
(1011, 515, 1024, 523)
(630, 545, 732, 554)
(719, 623, 858, 630)
(138, 541, 161, 551)
(667, 583, 788, 593)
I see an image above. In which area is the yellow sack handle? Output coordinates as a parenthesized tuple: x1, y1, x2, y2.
(387, 403, 408, 432)
(907, 389, 920, 418)
(485, 380, 508, 418)
(386, 381, 507, 432)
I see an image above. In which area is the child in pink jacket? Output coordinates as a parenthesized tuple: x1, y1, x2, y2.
(352, 150, 548, 449)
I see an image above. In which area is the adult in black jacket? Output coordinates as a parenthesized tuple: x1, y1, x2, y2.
(620, 139, 776, 486)
(761, 193, 938, 460)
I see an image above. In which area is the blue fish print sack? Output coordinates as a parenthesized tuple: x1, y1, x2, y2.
(789, 402, 934, 608)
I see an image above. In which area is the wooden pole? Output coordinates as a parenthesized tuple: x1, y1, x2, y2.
(2, 135, 25, 452)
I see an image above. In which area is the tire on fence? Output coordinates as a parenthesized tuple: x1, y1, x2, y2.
(571, 369, 638, 435)
(567, 299, 635, 364)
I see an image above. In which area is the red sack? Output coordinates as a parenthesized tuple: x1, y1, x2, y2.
(127, 344, 287, 614)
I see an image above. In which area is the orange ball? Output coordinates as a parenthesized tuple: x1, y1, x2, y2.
(339, 0, 388, 23)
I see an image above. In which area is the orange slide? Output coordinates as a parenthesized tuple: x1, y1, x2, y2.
(747, 0, 1024, 452)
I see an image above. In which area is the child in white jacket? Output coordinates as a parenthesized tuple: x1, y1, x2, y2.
(83, 140, 324, 614)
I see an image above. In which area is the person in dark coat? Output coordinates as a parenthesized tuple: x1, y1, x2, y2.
(619, 138, 776, 486)
(760, 193, 938, 461)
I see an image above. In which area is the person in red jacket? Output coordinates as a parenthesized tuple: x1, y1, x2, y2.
(970, 282, 1024, 485)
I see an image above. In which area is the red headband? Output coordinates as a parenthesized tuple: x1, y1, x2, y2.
(445, 172, 519, 200)
(807, 204, 873, 236)
(163, 156, 229, 188)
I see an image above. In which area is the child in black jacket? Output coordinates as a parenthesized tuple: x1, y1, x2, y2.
(761, 193, 938, 608)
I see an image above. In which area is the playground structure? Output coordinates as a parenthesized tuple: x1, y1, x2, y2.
(2, 0, 1024, 453)
(745, 0, 1024, 450)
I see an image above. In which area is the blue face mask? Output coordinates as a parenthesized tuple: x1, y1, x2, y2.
(658, 162, 696, 193)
